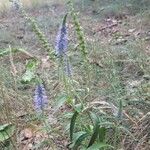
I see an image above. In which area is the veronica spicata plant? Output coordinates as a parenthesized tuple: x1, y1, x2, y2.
(55, 14, 72, 77)
(34, 84, 48, 113)
(55, 14, 68, 57)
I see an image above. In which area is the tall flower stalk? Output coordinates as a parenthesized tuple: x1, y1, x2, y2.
(11, 0, 53, 57)
(69, 2, 88, 62)
(55, 14, 72, 77)
(55, 14, 68, 57)
(65, 56, 72, 77)
(34, 84, 48, 113)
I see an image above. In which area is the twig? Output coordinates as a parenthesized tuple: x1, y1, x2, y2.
(94, 23, 118, 34)
(9, 46, 17, 77)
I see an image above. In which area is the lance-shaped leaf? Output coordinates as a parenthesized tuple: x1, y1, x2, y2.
(0, 124, 15, 142)
(87, 113, 99, 147)
(69, 131, 89, 150)
(70, 111, 79, 141)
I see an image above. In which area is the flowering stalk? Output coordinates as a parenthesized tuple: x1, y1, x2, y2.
(55, 14, 73, 77)
(34, 84, 48, 113)
(70, 7, 88, 62)
(55, 14, 68, 57)
(64, 56, 72, 77)
(11, 0, 53, 57)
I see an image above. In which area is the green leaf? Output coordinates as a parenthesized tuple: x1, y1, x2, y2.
(70, 111, 79, 141)
(87, 143, 114, 150)
(90, 112, 99, 125)
(87, 123, 99, 147)
(62, 13, 68, 26)
(22, 70, 35, 83)
(26, 59, 37, 70)
(74, 103, 83, 113)
(21, 59, 38, 83)
(88, 113, 99, 147)
(84, 125, 93, 134)
(69, 131, 89, 150)
(0, 124, 15, 142)
(71, 131, 86, 144)
(98, 127, 106, 143)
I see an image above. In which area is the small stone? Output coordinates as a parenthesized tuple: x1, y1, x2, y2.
(24, 128, 33, 139)
(128, 28, 136, 33)
(115, 38, 127, 45)
(28, 143, 33, 148)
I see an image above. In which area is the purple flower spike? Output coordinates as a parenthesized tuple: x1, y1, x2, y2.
(55, 14, 68, 56)
(34, 84, 48, 113)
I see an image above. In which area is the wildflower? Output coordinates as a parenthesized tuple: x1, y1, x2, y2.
(55, 14, 68, 56)
(34, 84, 48, 113)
